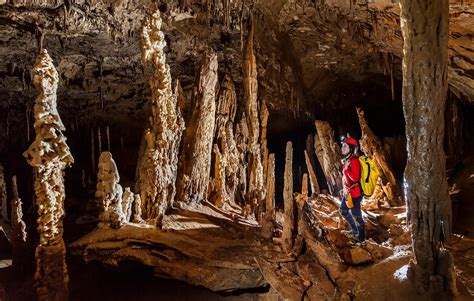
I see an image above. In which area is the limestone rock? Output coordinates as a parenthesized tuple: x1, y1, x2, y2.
(23, 49, 73, 301)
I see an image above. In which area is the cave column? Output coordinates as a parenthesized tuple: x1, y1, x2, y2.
(136, 11, 185, 225)
(400, 0, 457, 294)
(23, 49, 74, 301)
(243, 19, 265, 216)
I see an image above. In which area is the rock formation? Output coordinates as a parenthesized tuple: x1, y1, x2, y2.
(96, 151, 125, 229)
(11, 175, 27, 277)
(314, 121, 343, 197)
(0, 165, 8, 222)
(282, 141, 294, 252)
(243, 19, 265, 217)
(263, 153, 276, 237)
(400, 0, 457, 294)
(136, 11, 185, 224)
(121, 187, 134, 222)
(304, 150, 320, 197)
(356, 108, 398, 204)
(176, 50, 218, 206)
(23, 49, 74, 301)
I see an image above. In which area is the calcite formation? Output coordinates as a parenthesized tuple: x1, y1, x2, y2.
(243, 20, 265, 216)
(0, 165, 8, 222)
(177, 51, 218, 205)
(23, 49, 74, 301)
(282, 141, 294, 252)
(400, 0, 456, 294)
(356, 108, 398, 204)
(314, 120, 343, 197)
(11, 175, 27, 276)
(304, 150, 320, 197)
(96, 151, 125, 229)
(136, 11, 185, 224)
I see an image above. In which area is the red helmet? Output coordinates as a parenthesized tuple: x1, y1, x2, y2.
(343, 137, 359, 148)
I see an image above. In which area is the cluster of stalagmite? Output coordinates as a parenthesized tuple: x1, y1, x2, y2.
(314, 121, 343, 197)
(136, 11, 185, 224)
(243, 20, 265, 217)
(177, 51, 218, 205)
(0, 164, 8, 222)
(210, 74, 240, 209)
(23, 49, 74, 301)
(356, 108, 398, 205)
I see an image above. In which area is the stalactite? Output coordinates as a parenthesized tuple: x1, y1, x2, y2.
(400, 0, 456, 294)
(98, 127, 102, 154)
(314, 121, 343, 197)
(282, 141, 294, 252)
(304, 150, 320, 197)
(106, 125, 111, 151)
(96, 151, 125, 229)
(176, 50, 218, 206)
(243, 18, 264, 214)
(11, 175, 27, 277)
(23, 49, 73, 301)
(91, 128, 95, 174)
(136, 11, 185, 225)
(0, 165, 8, 222)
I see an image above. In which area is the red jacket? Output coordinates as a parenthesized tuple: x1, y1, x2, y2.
(343, 154, 362, 198)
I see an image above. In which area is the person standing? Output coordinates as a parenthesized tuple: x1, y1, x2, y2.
(339, 137, 365, 244)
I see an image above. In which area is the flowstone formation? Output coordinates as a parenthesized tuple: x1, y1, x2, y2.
(23, 49, 74, 301)
(136, 11, 185, 225)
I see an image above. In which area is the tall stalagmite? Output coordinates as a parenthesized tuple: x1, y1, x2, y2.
(400, 0, 457, 294)
(356, 108, 397, 194)
(314, 121, 343, 197)
(177, 51, 218, 205)
(304, 150, 320, 197)
(211, 74, 240, 207)
(137, 11, 185, 223)
(23, 49, 74, 301)
(243, 19, 264, 213)
(282, 142, 294, 252)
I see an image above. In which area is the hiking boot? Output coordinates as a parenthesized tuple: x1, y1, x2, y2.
(350, 240, 367, 248)
(341, 230, 357, 240)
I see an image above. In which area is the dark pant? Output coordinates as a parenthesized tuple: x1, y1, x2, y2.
(340, 195, 365, 241)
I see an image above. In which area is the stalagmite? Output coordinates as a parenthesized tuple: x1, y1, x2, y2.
(11, 175, 27, 277)
(133, 194, 143, 223)
(262, 153, 275, 237)
(23, 49, 74, 301)
(314, 121, 343, 197)
(260, 99, 269, 184)
(301, 173, 308, 199)
(210, 144, 227, 208)
(0, 165, 8, 222)
(356, 108, 397, 189)
(122, 187, 134, 222)
(400, 0, 457, 294)
(136, 11, 185, 224)
(282, 142, 294, 252)
(96, 152, 125, 229)
(304, 150, 320, 197)
(177, 50, 218, 205)
(211, 74, 240, 209)
(243, 19, 264, 213)
(98, 127, 102, 154)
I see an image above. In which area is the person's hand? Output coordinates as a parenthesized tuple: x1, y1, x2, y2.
(343, 160, 350, 169)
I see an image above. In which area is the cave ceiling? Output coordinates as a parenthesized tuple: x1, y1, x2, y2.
(0, 0, 472, 130)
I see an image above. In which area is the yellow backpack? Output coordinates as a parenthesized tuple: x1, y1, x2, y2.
(359, 155, 380, 197)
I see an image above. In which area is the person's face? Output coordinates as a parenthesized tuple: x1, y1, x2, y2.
(341, 142, 350, 156)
